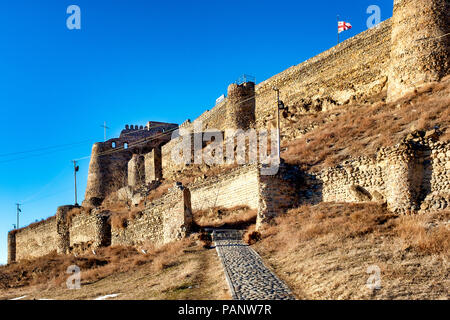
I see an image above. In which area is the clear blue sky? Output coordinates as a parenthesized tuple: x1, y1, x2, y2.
(0, 0, 394, 264)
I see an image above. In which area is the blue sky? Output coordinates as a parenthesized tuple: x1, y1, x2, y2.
(0, 0, 394, 264)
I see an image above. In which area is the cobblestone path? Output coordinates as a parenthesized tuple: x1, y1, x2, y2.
(212, 229, 295, 300)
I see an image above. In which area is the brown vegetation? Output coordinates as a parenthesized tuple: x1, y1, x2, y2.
(252, 203, 449, 299)
(193, 206, 257, 229)
(0, 236, 231, 300)
(283, 76, 450, 171)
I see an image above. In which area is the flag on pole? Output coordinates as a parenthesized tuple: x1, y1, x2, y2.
(338, 21, 352, 33)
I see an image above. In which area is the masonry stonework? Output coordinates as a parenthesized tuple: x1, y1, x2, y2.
(388, 0, 450, 101)
(13, 217, 59, 261)
(189, 165, 260, 212)
(7, 232, 16, 264)
(145, 146, 162, 183)
(321, 138, 450, 213)
(111, 185, 193, 246)
(69, 211, 111, 253)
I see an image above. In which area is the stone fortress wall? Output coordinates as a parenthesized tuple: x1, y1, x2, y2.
(8, 0, 450, 263)
(321, 137, 450, 213)
(9, 217, 59, 262)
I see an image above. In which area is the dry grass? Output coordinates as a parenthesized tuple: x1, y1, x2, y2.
(0, 236, 231, 300)
(0, 239, 230, 300)
(253, 203, 449, 299)
(395, 212, 450, 256)
(193, 206, 257, 229)
(0, 238, 192, 290)
(282, 76, 450, 171)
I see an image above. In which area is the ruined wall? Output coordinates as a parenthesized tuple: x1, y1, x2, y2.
(7, 232, 16, 264)
(14, 217, 58, 261)
(421, 140, 450, 210)
(321, 139, 450, 213)
(226, 82, 256, 130)
(111, 186, 193, 246)
(257, 164, 301, 228)
(167, 19, 392, 148)
(69, 211, 111, 252)
(255, 20, 392, 134)
(84, 122, 177, 207)
(189, 165, 260, 212)
(145, 146, 162, 183)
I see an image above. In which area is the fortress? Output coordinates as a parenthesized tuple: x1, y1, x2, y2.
(7, 0, 450, 264)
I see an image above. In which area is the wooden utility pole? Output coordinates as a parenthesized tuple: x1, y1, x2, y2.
(273, 87, 285, 162)
(72, 161, 79, 206)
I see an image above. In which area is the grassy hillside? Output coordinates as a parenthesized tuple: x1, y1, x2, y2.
(0, 237, 230, 300)
(252, 203, 449, 300)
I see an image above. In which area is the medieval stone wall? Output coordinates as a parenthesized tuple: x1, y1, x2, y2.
(111, 186, 193, 246)
(84, 122, 177, 207)
(421, 140, 450, 210)
(69, 211, 111, 252)
(189, 165, 260, 212)
(13, 217, 59, 261)
(321, 139, 450, 213)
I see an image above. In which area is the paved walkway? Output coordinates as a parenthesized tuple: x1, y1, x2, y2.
(212, 229, 295, 300)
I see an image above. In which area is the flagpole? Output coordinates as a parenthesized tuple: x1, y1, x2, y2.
(337, 15, 340, 44)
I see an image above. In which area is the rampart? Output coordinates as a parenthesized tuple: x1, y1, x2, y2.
(111, 185, 193, 246)
(12, 217, 58, 262)
(321, 138, 450, 213)
(69, 211, 111, 253)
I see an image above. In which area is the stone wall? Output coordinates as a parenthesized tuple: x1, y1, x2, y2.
(257, 164, 301, 228)
(189, 165, 260, 212)
(111, 185, 193, 246)
(176, 19, 393, 144)
(13, 217, 59, 261)
(69, 211, 111, 252)
(321, 138, 450, 213)
(421, 140, 450, 210)
(145, 146, 162, 183)
(7, 232, 16, 264)
(83, 122, 177, 207)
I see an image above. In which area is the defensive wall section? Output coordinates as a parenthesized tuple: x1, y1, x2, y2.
(111, 185, 193, 246)
(8, 187, 193, 263)
(321, 138, 450, 213)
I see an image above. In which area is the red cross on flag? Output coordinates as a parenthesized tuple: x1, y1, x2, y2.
(338, 21, 352, 33)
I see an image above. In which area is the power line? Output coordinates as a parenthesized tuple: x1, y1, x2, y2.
(0, 139, 93, 158)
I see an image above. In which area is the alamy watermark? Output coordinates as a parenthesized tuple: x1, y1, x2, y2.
(367, 5, 381, 29)
(170, 121, 281, 175)
(67, 5, 81, 30)
(66, 265, 81, 289)
(366, 265, 381, 290)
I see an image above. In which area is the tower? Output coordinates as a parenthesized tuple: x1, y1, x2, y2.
(388, 0, 450, 102)
(225, 81, 256, 130)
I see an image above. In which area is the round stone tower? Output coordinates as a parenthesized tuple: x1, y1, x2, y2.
(388, 0, 450, 102)
(226, 81, 256, 130)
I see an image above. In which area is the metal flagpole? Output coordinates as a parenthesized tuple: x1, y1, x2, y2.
(337, 15, 340, 44)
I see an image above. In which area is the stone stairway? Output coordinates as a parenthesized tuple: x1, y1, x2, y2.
(211, 229, 295, 300)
